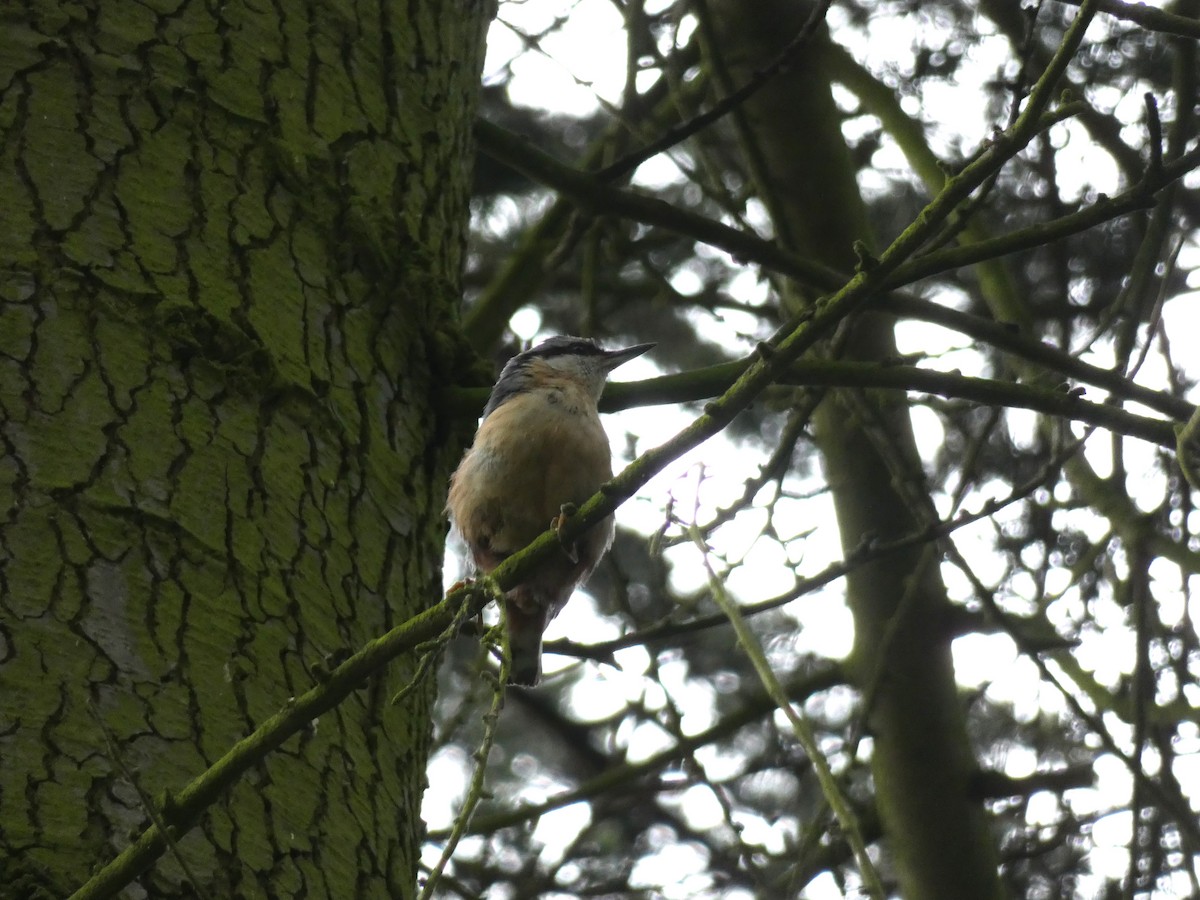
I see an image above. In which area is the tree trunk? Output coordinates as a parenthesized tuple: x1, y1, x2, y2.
(0, 1, 488, 896)
(703, 2, 1005, 896)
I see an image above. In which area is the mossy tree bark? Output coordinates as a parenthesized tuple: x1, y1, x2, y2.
(704, 2, 1005, 896)
(0, 1, 488, 896)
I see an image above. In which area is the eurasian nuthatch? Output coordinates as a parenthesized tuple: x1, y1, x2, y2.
(447, 335, 654, 685)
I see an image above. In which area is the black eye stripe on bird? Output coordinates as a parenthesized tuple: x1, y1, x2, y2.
(446, 335, 654, 686)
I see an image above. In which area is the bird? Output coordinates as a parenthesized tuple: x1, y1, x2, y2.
(446, 335, 654, 686)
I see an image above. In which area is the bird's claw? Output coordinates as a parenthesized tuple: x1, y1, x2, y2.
(553, 503, 580, 564)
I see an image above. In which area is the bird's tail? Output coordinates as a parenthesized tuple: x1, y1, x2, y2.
(505, 593, 550, 686)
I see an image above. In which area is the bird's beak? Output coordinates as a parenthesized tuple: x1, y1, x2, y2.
(601, 342, 655, 372)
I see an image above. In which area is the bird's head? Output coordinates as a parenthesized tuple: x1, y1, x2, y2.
(484, 336, 654, 417)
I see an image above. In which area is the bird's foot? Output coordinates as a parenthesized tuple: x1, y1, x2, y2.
(552, 503, 579, 564)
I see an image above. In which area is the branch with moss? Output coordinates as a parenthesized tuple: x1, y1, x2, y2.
(1053, 0, 1200, 38)
(449, 357, 1178, 447)
(68, 576, 500, 900)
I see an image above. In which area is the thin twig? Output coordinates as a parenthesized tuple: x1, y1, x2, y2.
(596, 0, 834, 182)
(687, 520, 886, 900)
(418, 620, 511, 900)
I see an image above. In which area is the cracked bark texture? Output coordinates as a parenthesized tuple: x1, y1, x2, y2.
(0, 1, 488, 896)
(703, 1, 1005, 897)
